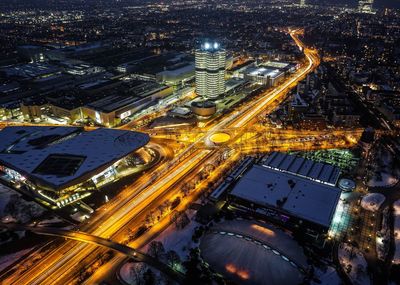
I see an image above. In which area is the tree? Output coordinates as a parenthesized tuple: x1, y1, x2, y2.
(142, 268, 155, 285)
(145, 212, 156, 226)
(147, 241, 165, 261)
(170, 197, 181, 210)
(175, 212, 190, 230)
(129, 262, 145, 285)
(166, 250, 181, 269)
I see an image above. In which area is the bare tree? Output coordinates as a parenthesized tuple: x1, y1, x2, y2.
(166, 250, 181, 269)
(147, 241, 165, 261)
(129, 262, 145, 285)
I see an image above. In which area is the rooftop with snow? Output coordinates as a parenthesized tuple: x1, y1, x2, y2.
(0, 126, 149, 190)
(230, 154, 342, 228)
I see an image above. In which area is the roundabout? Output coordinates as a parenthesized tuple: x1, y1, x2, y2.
(209, 132, 231, 144)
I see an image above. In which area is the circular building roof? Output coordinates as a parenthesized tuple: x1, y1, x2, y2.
(338, 178, 356, 192)
(200, 220, 307, 285)
(209, 133, 231, 144)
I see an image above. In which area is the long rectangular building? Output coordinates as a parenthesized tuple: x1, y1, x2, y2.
(229, 153, 342, 239)
(262, 152, 341, 186)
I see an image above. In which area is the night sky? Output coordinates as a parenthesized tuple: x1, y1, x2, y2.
(316, 0, 400, 8)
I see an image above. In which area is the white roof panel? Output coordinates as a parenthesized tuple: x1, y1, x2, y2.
(230, 165, 341, 227)
(0, 127, 149, 189)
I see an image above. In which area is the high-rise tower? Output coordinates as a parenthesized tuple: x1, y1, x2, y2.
(195, 42, 226, 99)
(300, 0, 306, 7)
(358, 0, 374, 13)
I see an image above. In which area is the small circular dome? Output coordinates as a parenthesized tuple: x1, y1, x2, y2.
(338, 178, 356, 192)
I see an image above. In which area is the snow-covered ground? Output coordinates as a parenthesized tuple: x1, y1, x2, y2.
(392, 200, 400, 264)
(149, 209, 200, 259)
(376, 206, 390, 261)
(2, 191, 45, 223)
(0, 248, 33, 272)
(119, 210, 198, 285)
(338, 243, 370, 285)
(120, 261, 143, 285)
(360, 193, 386, 212)
(367, 172, 398, 188)
(119, 261, 170, 285)
(312, 266, 341, 285)
(0, 184, 13, 216)
(37, 216, 63, 226)
(367, 148, 399, 188)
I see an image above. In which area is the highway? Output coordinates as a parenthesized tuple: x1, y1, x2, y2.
(1, 30, 325, 285)
(0, 223, 184, 283)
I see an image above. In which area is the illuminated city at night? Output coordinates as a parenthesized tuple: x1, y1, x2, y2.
(0, 0, 400, 284)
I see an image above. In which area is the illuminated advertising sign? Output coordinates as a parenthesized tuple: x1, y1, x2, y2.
(120, 110, 132, 119)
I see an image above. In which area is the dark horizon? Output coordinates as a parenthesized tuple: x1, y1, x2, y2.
(307, 0, 400, 9)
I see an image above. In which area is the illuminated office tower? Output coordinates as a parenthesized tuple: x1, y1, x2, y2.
(358, 0, 374, 13)
(300, 0, 306, 7)
(195, 42, 226, 99)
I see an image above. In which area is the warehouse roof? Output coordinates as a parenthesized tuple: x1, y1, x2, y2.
(230, 165, 341, 228)
(0, 126, 149, 189)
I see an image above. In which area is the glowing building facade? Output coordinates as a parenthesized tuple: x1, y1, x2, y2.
(358, 0, 374, 13)
(0, 126, 149, 208)
(195, 42, 226, 99)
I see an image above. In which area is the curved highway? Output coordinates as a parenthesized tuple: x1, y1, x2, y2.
(0, 223, 184, 283)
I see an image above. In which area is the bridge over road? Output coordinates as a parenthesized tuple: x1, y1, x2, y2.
(0, 223, 185, 284)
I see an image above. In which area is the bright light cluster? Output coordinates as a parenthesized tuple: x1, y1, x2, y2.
(203, 42, 219, 50)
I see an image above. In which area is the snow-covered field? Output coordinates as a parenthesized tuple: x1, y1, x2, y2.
(0, 184, 13, 216)
(312, 266, 341, 285)
(149, 210, 199, 259)
(0, 187, 45, 223)
(0, 248, 33, 272)
(367, 172, 398, 188)
(367, 148, 399, 188)
(393, 200, 400, 264)
(360, 193, 386, 212)
(376, 207, 390, 261)
(338, 243, 370, 285)
(120, 262, 143, 285)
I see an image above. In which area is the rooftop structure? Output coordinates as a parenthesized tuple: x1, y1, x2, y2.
(156, 63, 195, 85)
(83, 82, 172, 126)
(200, 220, 307, 285)
(359, 0, 374, 13)
(242, 65, 285, 87)
(1, 63, 61, 81)
(230, 164, 341, 229)
(262, 152, 341, 186)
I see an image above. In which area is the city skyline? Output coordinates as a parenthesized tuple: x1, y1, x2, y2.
(0, 1, 399, 285)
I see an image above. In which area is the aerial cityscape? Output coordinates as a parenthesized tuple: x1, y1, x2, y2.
(0, 0, 399, 284)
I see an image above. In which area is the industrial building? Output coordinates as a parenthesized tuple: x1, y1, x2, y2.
(0, 126, 149, 208)
(243, 66, 285, 87)
(83, 82, 172, 127)
(358, 0, 374, 13)
(195, 42, 226, 99)
(156, 63, 195, 85)
(229, 152, 342, 240)
(38, 81, 172, 127)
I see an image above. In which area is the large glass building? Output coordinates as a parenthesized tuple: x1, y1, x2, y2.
(195, 42, 226, 99)
(0, 126, 149, 209)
